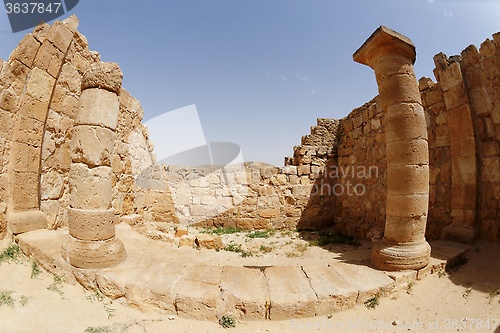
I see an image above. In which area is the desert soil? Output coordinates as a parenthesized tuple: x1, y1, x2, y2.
(0, 233, 499, 333)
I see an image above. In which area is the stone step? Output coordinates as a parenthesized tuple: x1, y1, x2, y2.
(14, 227, 470, 321)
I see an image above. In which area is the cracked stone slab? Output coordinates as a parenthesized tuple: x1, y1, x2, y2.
(302, 265, 358, 315)
(173, 264, 223, 320)
(264, 266, 318, 320)
(219, 266, 269, 320)
(332, 263, 395, 304)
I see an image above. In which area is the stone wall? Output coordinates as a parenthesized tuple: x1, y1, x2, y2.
(0, 17, 163, 239)
(0, 18, 498, 243)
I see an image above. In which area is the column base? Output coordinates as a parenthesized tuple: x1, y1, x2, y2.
(371, 239, 431, 271)
(62, 234, 126, 269)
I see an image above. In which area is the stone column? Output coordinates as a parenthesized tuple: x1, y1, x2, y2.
(353, 26, 431, 271)
(62, 62, 126, 269)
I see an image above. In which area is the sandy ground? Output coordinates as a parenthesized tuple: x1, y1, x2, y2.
(0, 239, 499, 333)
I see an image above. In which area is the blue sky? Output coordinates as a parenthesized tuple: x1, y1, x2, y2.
(1, 1, 499, 166)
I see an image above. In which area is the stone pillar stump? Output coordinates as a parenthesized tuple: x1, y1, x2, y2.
(62, 62, 126, 269)
(353, 26, 431, 271)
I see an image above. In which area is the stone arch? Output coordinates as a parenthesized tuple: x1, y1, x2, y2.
(6, 17, 78, 234)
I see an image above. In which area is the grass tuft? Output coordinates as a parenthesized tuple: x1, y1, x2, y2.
(219, 315, 236, 328)
(364, 292, 381, 309)
(0, 244, 21, 263)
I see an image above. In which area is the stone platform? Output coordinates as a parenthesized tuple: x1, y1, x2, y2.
(15, 224, 470, 321)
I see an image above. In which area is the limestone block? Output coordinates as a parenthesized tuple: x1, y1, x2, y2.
(76, 89, 120, 129)
(11, 171, 39, 211)
(68, 163, 113, 210)
(26, 67, 56, 104)
(384, 215, 428, 243)
(219, 266, 269, 320)
(301, 266, 357, 315)
(377, 73, 422, 109)
(0, 87, 18, 112)
(438, 62, 464, 91)
(46, 20, 74, 53)
(13, 114, 44, 147)
(82, 62, 123, 94)
(387, 165, 429, 195)
(179, 234, 195, 247)
(8, 34, 41, 68)
(443, 85, 468, 110)
(386, 193, 429, 218)
(18, 95, 49, 122)
(7, 210, 47, 234)
(40, 170, 65, 200)
(175, 227, 188, 238)
(386, 138, 429, 167)
(62, 234, 126, 269)
(265, 266, 318, 320)
(11, 141, 40, 173)
(58, 63, 82, 94)
(385, 103, 427, 143)
(120, 214, 144, 226)
(68, 207, 115, 241)
(70, 125, 115, 167)
(195, 233, 222, 250)
(0, 110, 14, 138)
(33, 40, 64, 77)
(297, 164, 310, 175)
(481, 157, 500, 182)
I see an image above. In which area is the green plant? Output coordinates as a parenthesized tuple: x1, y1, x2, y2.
(0, 290, 15, 308)
(84, 327, 113, 333)
(219, 315, 236, 328)
(47, 274, 65, 297)
(19, 295, 30, 306)
(0, 244, 21, 263)
(259, 245, 273, 254)
(87, 290, 115, 319)
(364, 292, 381, 309)
(406, 281, 415, 294)
(224, 243, 252, 258)
(246, 229, 275, 239)
(31, 262, 42, 278)
(487, 288, 500, 303)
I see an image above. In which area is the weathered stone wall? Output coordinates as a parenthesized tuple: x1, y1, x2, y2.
(0, 17, 163, 239)
(0, 18, 498, 243)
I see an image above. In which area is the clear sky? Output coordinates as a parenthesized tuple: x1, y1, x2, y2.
(1, 0, 499, 166)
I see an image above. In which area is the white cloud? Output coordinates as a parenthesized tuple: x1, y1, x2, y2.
(427, 0, 434, 4)
(443, 7, 453, 17)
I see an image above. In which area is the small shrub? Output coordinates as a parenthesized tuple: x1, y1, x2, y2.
(487, 288, 500, 303)
(31, 262, 42, 278)
(0, 290, 15, 308)
(406, 281, 415, 294)
(224, 243, 252, 258)
(47, 274, 65, 297)
(246, 229, 274, 239)
(0, 244, 21, 263)
(219, 315, 236, 328)
(259, 245, 273, 254)
(364, 292, 381, 309)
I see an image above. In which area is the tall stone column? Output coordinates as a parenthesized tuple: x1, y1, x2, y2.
(353, 27, 431, 271)
(62, 62, 126, 269)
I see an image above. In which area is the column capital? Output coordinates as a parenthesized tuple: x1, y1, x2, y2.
(353, 26, 416, 68)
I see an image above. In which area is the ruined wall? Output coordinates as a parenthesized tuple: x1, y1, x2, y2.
(0, 17, 170, 239)
(0, 18, 498, 243)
